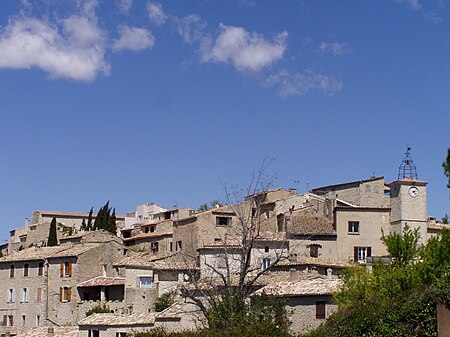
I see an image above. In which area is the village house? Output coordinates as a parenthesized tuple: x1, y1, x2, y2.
(0, 231, 124, 336)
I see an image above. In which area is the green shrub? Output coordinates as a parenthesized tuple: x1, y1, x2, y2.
(85, 302, 111, 317)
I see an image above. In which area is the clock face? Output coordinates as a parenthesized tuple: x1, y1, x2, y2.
(408, 186, 419, 197)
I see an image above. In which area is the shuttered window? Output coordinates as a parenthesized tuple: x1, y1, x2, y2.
(37, 288, 42, 302)
(61, 261, 72, 277)
(60, 287, 72, 302)
(316, 302, 326, 319)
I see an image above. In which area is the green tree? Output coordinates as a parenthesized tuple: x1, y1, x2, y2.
(443, 148, 450, 188)
(154, 291, 176, 312)
(85, 302, 111, 316)
(47, 217, 58, 246)
(86, 207, 94, 231)
(80, 219, 87, 231)
(381, 224, 420, 266)
(306, 229, 450, 337)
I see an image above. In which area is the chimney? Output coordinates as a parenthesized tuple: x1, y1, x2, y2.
(24, 218, 30, 228)
(47, 327, 54, 337)
(327, 268, 333, 280)
(289, 268, 297, 281)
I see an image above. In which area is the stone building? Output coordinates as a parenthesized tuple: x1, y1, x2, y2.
(0, 231, 124, 336)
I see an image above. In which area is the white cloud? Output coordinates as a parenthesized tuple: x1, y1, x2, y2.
(146, 2, 166, 26)
(173, 14, 208, 45)
(265, 69, 343, 97)
(112, 24, 155, 52)
(0, 15, 109, 82)
(118, 0, 133, 13)
(201, 24, 287, 72)
(319, 42, 350, 56)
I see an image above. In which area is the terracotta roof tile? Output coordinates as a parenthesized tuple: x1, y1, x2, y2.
(254, 278, 342, 297)
(78, 313, 155, 326)
(78, 276, 125, 287)
(19, 326, 79, 337)
(123, 229, 173, 241)
(287, 214, 335, 236)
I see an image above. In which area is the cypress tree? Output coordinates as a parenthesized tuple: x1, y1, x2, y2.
(80, 219, 87, 231)
(47, 217, 58, 246)
(86, 207, 94, 231)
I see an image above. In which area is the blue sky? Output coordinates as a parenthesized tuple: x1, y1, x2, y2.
(0, 0, 449, 242)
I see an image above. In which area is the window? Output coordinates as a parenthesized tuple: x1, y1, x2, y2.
(60, 261, 72, 277)
(316, 302, 326, 319)
(88, 330, 100, 337)
(21, 288, 28, 303)
(116, 333, 128, 337)
(348, 221, 360, 234)
(217, 255, 227, 269)
(36, 288, 42, 302)
(38, 262, 44, 276)
(7, 315, 14, 326)
(10, 264, 15, 278)
(59, 287, 72, 302)
(8, 289, 15, 303)
(169, 242, 173, 251)
(151, 242, 159, 253)
(354, 246, 372, 263)
(262, 257, 271, 270)
(216, 216, 231, 226)
(139, 276, 153, 288)
(176, 240, 182, 251)
(309, 244, 320, 258)
(23, 263, 29, 277)
(264, 246, 270, 253)
(150, 225, 155, 233)
(373, 185, 379, 193)
(22, 315, 25, 326)
(36, 315, 40, 326)
(277, 214, 285, 232)
(365, 185, 371, 192)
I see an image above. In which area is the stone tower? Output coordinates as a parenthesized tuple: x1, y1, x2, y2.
(389, 147, 428, 242)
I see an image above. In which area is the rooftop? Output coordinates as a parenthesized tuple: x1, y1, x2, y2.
(287, 213, 335, 236)
(0, 244, 96, 262)
(254, 278, 342, 297)
(78, 313, 155, 326)
(115, 251, 197, 270)
(123, 229, 173, 241)
(19, 326, 79, 337)
(311, 176, 384, 192)
(78, 276, 125, 287)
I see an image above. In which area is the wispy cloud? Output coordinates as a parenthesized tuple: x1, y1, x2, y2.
(112, 24, 154, 52)
(265, 69, 343, 97)
(173, 14, 208, 45)
(118, 0, 133, 13)
(0, 13, 109, 82)
(146, 2, 166, 26)
(395, 0, 422, 11)
(318, 42, 350, 56)
(201, 24, 287, 72)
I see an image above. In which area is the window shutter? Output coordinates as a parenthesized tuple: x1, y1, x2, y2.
(354, 247, 358, 262)
(59, 287, 63, 302)
(68, 262, 72, 277)
(316, 302, 326, 319)
(367, 247, 372, 257)
(60, 263, 64, 277)
(67, 287, 72, 302)
(37, 288, 42, 302)
(2, 315, 7, 326)
(10, 315, 13, 326)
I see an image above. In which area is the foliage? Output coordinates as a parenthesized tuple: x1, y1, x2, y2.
(85, 302, 111, 317)
(80, 202, 117, 235)
(134, 294, 292, 337)
(304, 229, 450, 337)
(381, 224, 420, 266)
(198, 200, 224, 211)
(47, 217, 58, 246)
(154, 291, 176, 312)
(443, 148, 450, 188)
(442, 213, 449, 224)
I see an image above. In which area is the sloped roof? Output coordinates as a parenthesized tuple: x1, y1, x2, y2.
(78, 276, 125, 287)
(0, 244, 96, 262)
(78, 313, 155, 326)
(19, 326, 79, 337)
(287, 214, 335, 236)
(254, 278, 342, 297)
(123, 229, 173, 241)
(276, 256, 350, 268)
(311, 176, 384, 191)
(115, 251, 197, 270)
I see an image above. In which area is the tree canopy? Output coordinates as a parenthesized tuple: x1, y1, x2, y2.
(306, 228, 450, 337)
(47, 217, 58, 246)
(80, 202, 117, 235)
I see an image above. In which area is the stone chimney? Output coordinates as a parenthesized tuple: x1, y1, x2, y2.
(289, 268, 297, 281)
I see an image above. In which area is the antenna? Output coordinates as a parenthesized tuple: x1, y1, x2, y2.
(398, 146, 418, 180)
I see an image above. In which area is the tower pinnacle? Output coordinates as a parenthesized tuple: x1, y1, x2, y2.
(398, 146, 418, 180)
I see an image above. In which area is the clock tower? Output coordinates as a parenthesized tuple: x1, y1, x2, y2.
(389, 147, 428, 242)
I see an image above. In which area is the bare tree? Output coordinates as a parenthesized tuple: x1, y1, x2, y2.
(180, 161, 290, 328)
